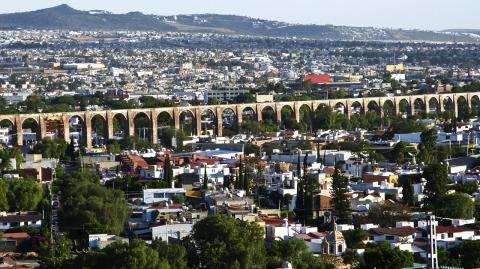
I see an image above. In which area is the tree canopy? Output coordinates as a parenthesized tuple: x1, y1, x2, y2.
(361, 242, 414, 269)
(185, 214, 265, 269)
(266, 238, 330, 269)
(331, 169, 351, 221)
(57, 171, 128, 242)
(423, 163, 449, 207)
(437, 193, 475, 219)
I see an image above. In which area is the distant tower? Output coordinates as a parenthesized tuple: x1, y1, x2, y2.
(427, 215, 438, 269)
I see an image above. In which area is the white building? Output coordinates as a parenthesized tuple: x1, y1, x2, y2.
(143, 188, 186, 204)
(88, 234, 128, 250)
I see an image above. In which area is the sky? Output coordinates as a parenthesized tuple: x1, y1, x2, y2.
(2, 0, 479, 31)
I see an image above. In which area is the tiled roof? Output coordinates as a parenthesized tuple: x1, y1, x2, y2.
(435, 226, 473, 234)
(2, 232, 30, 239)
(370, 226, 419, 236)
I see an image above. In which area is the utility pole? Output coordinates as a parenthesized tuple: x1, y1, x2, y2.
(427, 215, 438, 269)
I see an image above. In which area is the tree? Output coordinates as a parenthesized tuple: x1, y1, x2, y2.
(58, 172, 128, 242)
(0, 180, 8, 211)
(236, 158, 244, 190)
(202, 164, 208, 190)
(423, 163, 449, 207)
(186, 215, 265, 269)
(342, 249, 362, 267)
(66, 139, 77, 162)
(207, 97, 220, 105)
(402, 177, 415, 206)
(8, 179, 43, 211)
(367, 203, 412, 228)
(391, 141, 410, 164)
(38, 235, 74, 269)
(151, 240, 188, 269)
(32, 138, 68, 159)
(233, 93, 256, 104)
(170, 194, 185, 205)
(244, 143, 260, 156)
(417, 128, 438, 164)
(437, 193, 475, 219)
(451, 240, 480, 269)
(83, 239, 169, 269)
(453, 181, 478, 195)
(164, 155, 173, 186)
(331, 169, 350, 220)
(266, 238, 329, 269)
(342, 229, 368, 249)
(243, 161, 250, 195)
(437, 247, 460, 267)
(361, 242, 413, 269)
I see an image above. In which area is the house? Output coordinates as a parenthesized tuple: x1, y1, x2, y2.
(0, 256, 32, 269)
(88, 234, 128, 250)
(362, 168, 399, 184)
(432, 226, 475, 249)
(151, 223, 193, 241)
(0, 233, 30, 252)
(0, 212, 43, 231)
(142, 188, 186, 204)
(366, 226, 421, 244)
(304, 74, 332, 84)
(21, 154, 58, 182)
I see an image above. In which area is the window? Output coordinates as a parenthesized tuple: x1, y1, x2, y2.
(329, 244, 334, 254)
(448, 233, 454, 238)
(386, 235, 394, 240)
(369, 236, 374, 240)
(338, 244, 343, 253)
(153, 193, 165, 198)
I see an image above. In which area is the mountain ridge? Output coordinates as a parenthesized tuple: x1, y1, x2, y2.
(0, 4, 478, 42)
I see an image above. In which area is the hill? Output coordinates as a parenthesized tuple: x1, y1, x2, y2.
(0, 4, 478, 42)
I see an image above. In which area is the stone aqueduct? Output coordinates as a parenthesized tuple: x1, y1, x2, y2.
(0, 92, 479, 149)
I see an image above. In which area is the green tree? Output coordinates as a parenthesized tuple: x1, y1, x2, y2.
(451, 240, 480, 269)
(367, 203, 411, 228)
(207, 97, 220, 105)
(58, 172, 128, 242)
(342, 229, 368, 249)
(437, 193, 475, 219)
(331, 169, 351, 220)
(453, 181, 478, 195)
(0, 180, 9, 211)
(362, 242, 413, 269)
(391, 141, 410, 164)
(402, 177, 415, 206)
(342, 249, 362, 266)
(151, 240, 188, 269)
(417, 128, 438, 164)
(185, 215, 265, 269)
(423, 163, 449, 207)
(84, 239, 169, 269)
(164, 155, 173, 186)
(202, 164, 208, 190)
(437, 247, 460, 267)
(266, 238, 329, 269)
(244, 143, 260, 156)
(8, 179, 43, 211)
(233, 93, 256, 104)
(38, 235, 74, 269)
(32, 138, 68, 159)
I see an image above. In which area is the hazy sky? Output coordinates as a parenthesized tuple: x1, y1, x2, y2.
(2, 0, 479, 30)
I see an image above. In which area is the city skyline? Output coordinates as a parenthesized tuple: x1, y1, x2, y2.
(2, 0, 479, 31)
